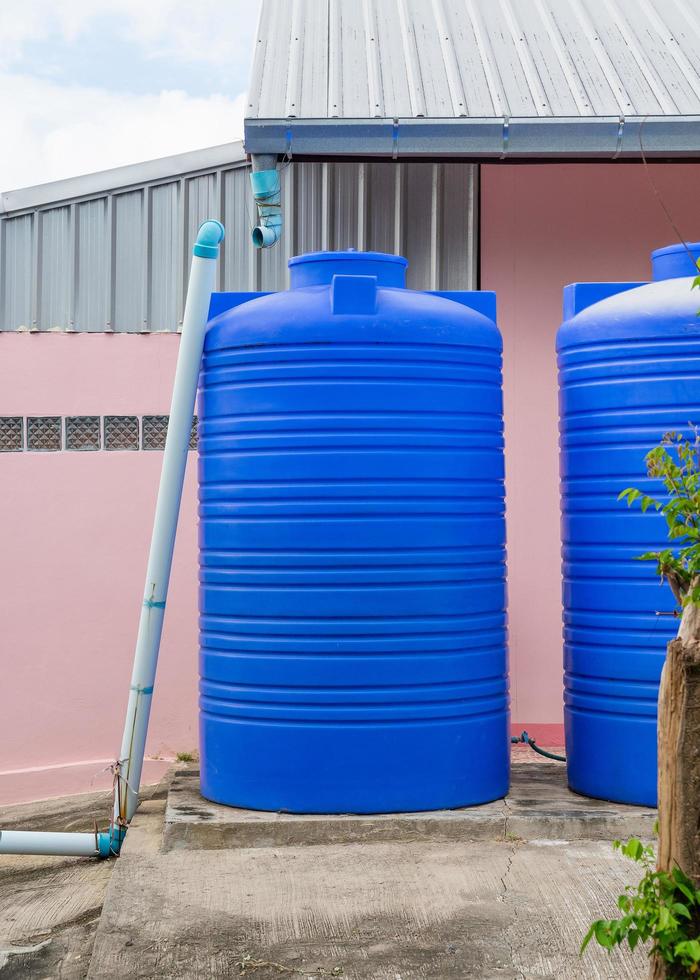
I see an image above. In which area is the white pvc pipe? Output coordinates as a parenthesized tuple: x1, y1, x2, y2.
(0, 221, 224, 861)
(113, 219, 225, 829)
(0, 830, 99, 857)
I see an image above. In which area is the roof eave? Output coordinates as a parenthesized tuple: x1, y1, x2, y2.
(244, 116, 700, 160)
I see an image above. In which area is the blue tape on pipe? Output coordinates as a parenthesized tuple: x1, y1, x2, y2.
(143, 599, 166, 609)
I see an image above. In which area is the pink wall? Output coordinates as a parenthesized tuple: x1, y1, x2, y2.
(481, 162, 700, 728)
(4, 163, 700, 803)
(0, 335, 197, 803)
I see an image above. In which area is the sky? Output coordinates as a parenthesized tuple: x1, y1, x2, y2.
(0, 0, 261, 193)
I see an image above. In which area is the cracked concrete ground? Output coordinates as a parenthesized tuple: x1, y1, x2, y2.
(88, 826, 647, 979)
(86, 765, 649, 980)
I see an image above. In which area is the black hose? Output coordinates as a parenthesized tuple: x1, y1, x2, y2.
(511, 730, 566, 763)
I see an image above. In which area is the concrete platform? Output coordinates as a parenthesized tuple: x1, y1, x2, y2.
(84, 763, 653, 979)
(164, 763, 656, 850)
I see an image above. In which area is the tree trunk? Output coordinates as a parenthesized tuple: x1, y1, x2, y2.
(649, 598, 700, 980)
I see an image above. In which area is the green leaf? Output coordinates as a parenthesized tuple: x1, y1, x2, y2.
(673, 902, 692, 920)
(594, 920, 615, 949)
(580, 924, 596, 954)
(621, 488, 641, 507)
(622, 838, 644, 861)
(672, 870, 697, 904)
(676, 939, 700, 962)
(658, 905, 677, 931)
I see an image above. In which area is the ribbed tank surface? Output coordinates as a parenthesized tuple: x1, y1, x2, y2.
(558, 243, 700, 806)
(198, 251, 508, 813)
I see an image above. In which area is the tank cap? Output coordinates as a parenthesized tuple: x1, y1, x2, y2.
(651, 242, 700, 281)
(289, 250, 407, 289)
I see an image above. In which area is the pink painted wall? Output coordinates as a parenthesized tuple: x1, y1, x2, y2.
(4, 163, 700, 803)
(0, 335, 196, 803)
(481, 162, 700, 729)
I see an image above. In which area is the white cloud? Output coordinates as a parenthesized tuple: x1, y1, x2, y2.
(0, 72, 246, 191)
(0, 1, 260, 68)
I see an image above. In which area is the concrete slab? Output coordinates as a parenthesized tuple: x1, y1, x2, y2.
(164, 764, 656, 850)
(86, 763, 652, 978)
(88, 820, 647, 979)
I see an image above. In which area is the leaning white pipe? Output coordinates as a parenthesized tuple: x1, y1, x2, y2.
(0, 830, 101, 857)
(113, 219, 225, 830)
(0, 220, 224, 861)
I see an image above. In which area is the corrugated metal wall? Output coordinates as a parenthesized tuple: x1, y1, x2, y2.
(0, 157, 477, 332)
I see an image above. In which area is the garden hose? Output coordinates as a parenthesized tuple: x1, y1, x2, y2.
(511, 730, 567, 763)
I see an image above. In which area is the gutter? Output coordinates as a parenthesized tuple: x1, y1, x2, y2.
(244, 115, 700, 160)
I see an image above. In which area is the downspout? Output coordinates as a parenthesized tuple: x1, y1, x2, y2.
(0, 220, 224, 859)
(250, 153, 282, 248)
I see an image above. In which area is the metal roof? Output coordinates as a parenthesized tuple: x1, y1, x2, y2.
(245, 0, 700, 158)
(0, 142, 246, 214)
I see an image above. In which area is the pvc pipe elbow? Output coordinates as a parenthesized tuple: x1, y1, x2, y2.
(193, 220, 225, 258)
(97, 824, 127, 858)
(252, 221, 282, 248)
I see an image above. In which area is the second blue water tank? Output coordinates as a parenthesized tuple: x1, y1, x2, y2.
(198, 250, 509, 813)
(558, 242, 700, 806)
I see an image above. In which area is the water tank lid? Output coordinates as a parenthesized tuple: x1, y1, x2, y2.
(288, 250, 408, 289)
(651, 242, 700, 281)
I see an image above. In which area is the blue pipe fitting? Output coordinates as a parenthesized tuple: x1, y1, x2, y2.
(193, 220, 225, 259)
(97, 824, 127, 858)
(250, 169, 282, 249)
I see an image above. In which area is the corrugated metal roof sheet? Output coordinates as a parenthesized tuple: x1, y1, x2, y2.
(245, 0, 700, 157)
(1, 144, 478, 330)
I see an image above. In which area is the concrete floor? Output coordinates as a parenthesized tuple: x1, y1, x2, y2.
(1, 763, 651, 980)
(0, 783, 165, 979)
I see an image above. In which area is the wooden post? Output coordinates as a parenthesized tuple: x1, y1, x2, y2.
(649, 595, 700, 980)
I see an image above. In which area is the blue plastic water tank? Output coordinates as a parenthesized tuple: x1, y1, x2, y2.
(198, 250, 509, 813)
(558, 242, 700, 806)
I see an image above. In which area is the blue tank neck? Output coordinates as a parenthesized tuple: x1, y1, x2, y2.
(651, 242, 700, 281)
(289, 250, 408, 289)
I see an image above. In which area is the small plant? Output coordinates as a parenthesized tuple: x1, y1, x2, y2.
(175, 750, 197, 763)
(582, 430, 700, 974)
(618, 428, 700, 609)
(581, 837, 700, 975)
